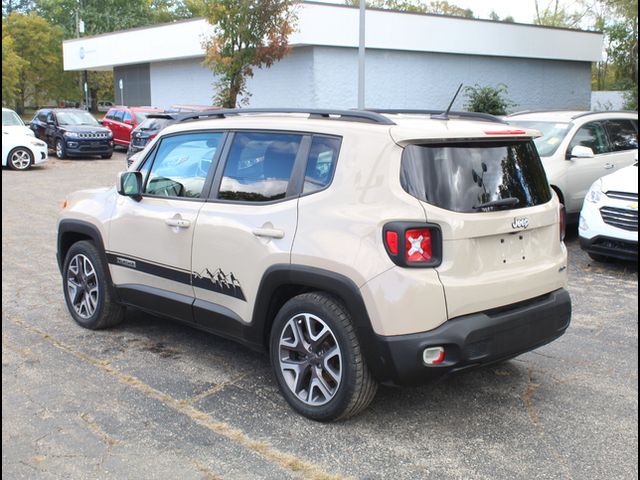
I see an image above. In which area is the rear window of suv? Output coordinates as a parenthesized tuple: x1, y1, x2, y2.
(400, 140, 552, 213)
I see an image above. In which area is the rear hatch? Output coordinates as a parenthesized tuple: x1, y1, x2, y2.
(399, 137, 567, 319)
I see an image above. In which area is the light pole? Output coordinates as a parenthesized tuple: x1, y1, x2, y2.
(357, 0, 365, 110)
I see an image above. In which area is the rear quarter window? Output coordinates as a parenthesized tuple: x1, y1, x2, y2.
(400, 140, 552, 213)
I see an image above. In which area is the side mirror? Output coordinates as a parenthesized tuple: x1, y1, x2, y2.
(124, 118, 134, 126)
(47, 120, 55, 126)
(98, 119, 104, 125)
(568, 145, 595, 159)
(117, 171, 143, 201)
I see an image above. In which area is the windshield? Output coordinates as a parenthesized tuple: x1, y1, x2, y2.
(2, 110, 24, 126)
(401, 140, 552, 213)
(56, 111, 99, 126)
(508, 121, 571, 156)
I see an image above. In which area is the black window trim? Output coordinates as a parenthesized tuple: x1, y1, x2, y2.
(138, 130, 230, 203)
(134, 128, 343, 206)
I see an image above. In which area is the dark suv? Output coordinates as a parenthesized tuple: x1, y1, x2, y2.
(30, 109, 114, 159)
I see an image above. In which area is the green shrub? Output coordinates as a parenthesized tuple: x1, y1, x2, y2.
(464, 83, 516, 116)
(623, 84, 638, 111)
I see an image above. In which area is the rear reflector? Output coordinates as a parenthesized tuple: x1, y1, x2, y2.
(405, 228, 432, 263)
(484, 130, 527, 135)
(385, 231, 399, 255)
(423, 347, 445, 365)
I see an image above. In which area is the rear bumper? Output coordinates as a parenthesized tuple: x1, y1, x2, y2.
(374, 288, 571, 386)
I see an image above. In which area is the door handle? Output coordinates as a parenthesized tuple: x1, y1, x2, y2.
(252, 227, 285, 239)
(165, 218, 191, 228)
(604, 163, 615, 169)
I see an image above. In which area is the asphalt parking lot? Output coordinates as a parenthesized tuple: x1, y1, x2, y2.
(2, 151, 638, 480)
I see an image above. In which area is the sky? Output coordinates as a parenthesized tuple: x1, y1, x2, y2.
(312, 0, 544, 24)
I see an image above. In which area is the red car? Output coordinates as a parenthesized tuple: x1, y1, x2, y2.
(101, 106, 162, 148)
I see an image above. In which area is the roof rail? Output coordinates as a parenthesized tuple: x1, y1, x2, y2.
(175, 108, 396, 125)
(368, 109, 506, 124)
(571, 110, 638, 120)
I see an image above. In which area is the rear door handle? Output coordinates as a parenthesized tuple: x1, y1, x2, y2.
(604, 163, 615, 170)
(165, 218, 191, 228)
(252, 228, 285, 239)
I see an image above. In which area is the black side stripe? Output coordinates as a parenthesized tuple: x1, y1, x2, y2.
(106, 253, 246, 302)
(106, 253, 192, 284)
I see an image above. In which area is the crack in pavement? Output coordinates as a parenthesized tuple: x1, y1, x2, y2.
(10, 317, 344, 480)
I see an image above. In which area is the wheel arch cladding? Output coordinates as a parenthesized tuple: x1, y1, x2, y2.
(57, 220, 119, 301)
(252, 264, 394, 383)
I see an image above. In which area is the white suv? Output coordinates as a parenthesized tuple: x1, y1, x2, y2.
(507, 111, 638, 220)
(57, 108, 571, 421)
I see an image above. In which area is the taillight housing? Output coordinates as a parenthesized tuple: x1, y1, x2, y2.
(383, 222, 443, 267)
(559, 203, 566, 242)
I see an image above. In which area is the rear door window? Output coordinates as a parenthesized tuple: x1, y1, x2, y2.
(217, 132, 303, 202)
(400, 140, 552, 213)
(604, 119, 638, 152)
(303, 136, 341, 194)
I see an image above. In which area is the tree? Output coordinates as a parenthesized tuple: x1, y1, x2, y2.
(4, 12, 78, 112)
(344, 0, 474, 17)
(198, 0, 297, 108)
(2, 29, 27, 105)
(533, 0, 585, 28)
(464, 84, 516, 116)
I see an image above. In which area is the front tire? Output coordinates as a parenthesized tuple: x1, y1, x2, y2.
(55, 138, 67, 159)
(7, 147, 33, 170)
(270, 292, 378, 421)
(62, 241, 124, 329)
(101, 153, 113, 159)
(588, 252, 608, 262)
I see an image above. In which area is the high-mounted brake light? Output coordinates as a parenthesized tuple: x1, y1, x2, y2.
(383, 222, 442, 268)
(484, 130, 527, 135)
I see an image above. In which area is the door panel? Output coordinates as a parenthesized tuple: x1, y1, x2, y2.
(106, 131, 225, 302)
(192, 131, 306, 325)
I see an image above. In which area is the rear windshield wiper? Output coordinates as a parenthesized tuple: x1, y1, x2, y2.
(473, 197, 520, 210)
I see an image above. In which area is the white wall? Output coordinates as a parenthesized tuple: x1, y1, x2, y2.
(591, 91, 627, 110)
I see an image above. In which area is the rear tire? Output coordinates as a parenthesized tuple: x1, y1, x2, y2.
(62, 241, 124, 329)
(270, 292, 378, 421)
(101, 153, 113, 159)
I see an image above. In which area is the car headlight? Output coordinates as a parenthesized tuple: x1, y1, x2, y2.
(64, 131, 80, 138)
(29, 139, 46, 147)
(585, 179, 603, 203)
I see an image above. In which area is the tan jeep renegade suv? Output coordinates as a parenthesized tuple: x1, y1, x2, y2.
(57, 108, 571, 421)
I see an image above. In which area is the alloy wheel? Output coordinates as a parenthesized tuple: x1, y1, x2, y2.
(278, 313, 342, 406)
(10, 149, 31, 170)
(66, 253, 99, 319)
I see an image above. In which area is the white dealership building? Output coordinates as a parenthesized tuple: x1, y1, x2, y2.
(62, 1, 603, 111)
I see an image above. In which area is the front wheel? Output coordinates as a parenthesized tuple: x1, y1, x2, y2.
(62, 241, 124, 329)
(270, 292, 378, 421)
(55, 138, 66, 159)
(7, 147, 33, 170)
(588, 252, 609, 263)
(101, 153, 113, 159)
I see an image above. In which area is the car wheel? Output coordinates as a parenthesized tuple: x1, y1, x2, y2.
(62, 241, 124, 330)
(588, 252, 609, 262)
(7, 147, 33, 170)
(101, 153, 113, 159)
(55, 138, 67, 159)
(270, 292, 378, 421)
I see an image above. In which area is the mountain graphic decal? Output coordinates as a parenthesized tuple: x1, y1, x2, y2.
(192, 267, 246, 301)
